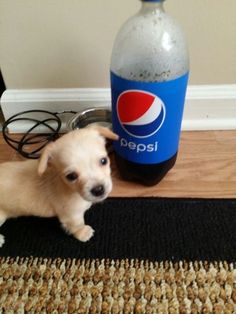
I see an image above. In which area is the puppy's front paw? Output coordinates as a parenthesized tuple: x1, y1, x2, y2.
(0, 234, 5, 247)
(74, 225, 94, 242)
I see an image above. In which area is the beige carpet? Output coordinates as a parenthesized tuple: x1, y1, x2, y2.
(0, 257, 235, 313)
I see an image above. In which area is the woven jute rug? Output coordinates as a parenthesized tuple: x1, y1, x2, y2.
(0, 198, 236, 313)
(1, 258, 236, 313)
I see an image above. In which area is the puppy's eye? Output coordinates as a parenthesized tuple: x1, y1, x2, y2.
(100, 157, 108, 166)
(65, 172, 78, 182)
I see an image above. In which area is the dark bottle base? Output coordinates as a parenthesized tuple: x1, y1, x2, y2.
(114, 152, 178, 186)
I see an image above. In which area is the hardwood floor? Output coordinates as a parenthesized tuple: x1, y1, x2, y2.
(0, 131, 235, 198)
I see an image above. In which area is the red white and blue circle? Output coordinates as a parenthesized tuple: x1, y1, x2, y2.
(117, 90, 165, 138)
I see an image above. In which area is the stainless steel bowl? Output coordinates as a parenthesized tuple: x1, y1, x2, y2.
(67, 107, 111, 131)
(67, 107, 113, 153)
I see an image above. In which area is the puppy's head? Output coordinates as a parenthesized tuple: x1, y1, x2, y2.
(38, 126, 118, 203)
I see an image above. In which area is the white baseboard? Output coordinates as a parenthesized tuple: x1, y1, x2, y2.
(1, 85, 236, 132)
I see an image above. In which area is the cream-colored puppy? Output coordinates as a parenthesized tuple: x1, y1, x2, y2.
(0, 126, 118, 247)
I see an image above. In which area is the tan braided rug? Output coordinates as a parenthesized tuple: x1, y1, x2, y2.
(0, 257, 236, 313)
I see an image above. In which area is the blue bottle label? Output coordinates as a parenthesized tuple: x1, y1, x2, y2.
(111, 71, 189, 164)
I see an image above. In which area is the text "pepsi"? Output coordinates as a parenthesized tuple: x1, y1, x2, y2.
(120, 138, 158, 153)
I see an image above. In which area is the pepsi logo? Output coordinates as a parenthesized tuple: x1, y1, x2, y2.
(117, 90, 165, 138)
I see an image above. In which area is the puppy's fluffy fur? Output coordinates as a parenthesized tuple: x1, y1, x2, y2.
(0, 126, 118, 247)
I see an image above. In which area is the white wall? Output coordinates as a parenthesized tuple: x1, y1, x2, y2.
(0, 0, 236, 88)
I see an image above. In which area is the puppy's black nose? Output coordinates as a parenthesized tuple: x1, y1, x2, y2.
(91, 185, 105, 197)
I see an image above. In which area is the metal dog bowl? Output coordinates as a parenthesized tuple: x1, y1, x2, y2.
(68, 107, 111, 131)
(67, 107, 113, 153)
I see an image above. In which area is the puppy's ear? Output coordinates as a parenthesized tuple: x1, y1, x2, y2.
(92, 126, 119, 141)
(38, 142, 55, 176)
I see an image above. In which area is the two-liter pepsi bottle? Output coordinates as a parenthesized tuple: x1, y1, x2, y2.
(110, 0, 189, 186)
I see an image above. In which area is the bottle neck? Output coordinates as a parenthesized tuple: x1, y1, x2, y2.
(140, 1, 165, 14)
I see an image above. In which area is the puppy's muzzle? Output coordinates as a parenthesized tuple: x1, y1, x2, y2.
(90, 184, 105, 198)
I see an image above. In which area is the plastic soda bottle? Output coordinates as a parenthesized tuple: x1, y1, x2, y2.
(110, 0, 189, 185)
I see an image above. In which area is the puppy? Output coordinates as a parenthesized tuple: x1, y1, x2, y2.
(0, 126, 118, 247)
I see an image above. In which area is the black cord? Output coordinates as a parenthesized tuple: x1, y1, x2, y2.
(2, 110, 76, 159)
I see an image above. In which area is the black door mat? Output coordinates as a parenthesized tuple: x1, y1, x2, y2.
(0, 198, 236, 262)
